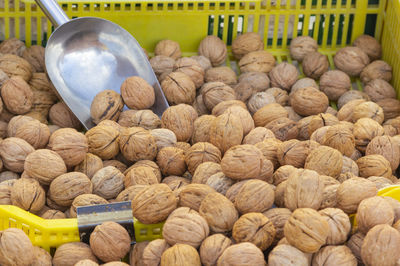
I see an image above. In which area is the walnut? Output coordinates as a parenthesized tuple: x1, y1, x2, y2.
(284, 208, 329, 253)
(14, 119, 49, 149)
(356, 154, 392, 179)
(1, 76, 33, 114)
(154, 39, 181, 59)
(31, 246, 52, 266)
(231, 32, 263, 59)
(28, 72, 55, 92)
(185, 142, 221, 174)
(273, 165, 297, 185)
(131, 183, 177, 223)
(89, 221, 130, 262)
(0, 180, 14, 205)
(284, 169, 324, 211)
(49, 172, 93, 206)
(198, 35, 227, 66)
(161, 71, 196, 105)
(162, 207, 209, 248)
(0, 69, 9, 88)
(10, 177, 45, 212)
(253, 103, 288, 127)
(377, 98, 400, 121)
(85, 125, 119, 160)
(162, 176, 190, 191)
(199, 234, 231, 266)
(125, 160, 162, 181)
(90, 166, 124, 199)
(361, 224, 400, 266)
(120, 76, 155, 110)
(308, 113, 339, 136)
(201, 82, 236, 111)
(277, 139, 319, 168)
(161, 104, 196, 142)
(285, 106, 303, 121)
(149, 128, 177, 152)
(338, 90, 370, 109)
(368, 176, 393, 190)
(243, 127, 275, 145)
(302, 51, 329, 79)
(341, 156, 359, 176)
(268, 244, 310, 266)
(353, 117, 384, 152)
(124, 166, 159, 187)
(319, 70, 351, 101)
(296, 116, 313, 140)
(269, 62, 298, 91)
(0, 228, 34, 266)
(69, 194, 108, 218)
(190, 55, 212, 71)
(337, 99, 366, 122)
(74, 260, 99, 266)
(312, 245, 357, 266)
(4, 115, 32, 137)
(211, 100, 247, 116)
(129, 241, 149, 266)
(319, 208, 351, 245)
(24, 149, 67, 185)
(221, 144, 264, 180)
(0, 137, 34, 172)
(232, 212, 275, 251)
(191, 115, 215, 144)
(118, 127, 157, 162)
(199, 192, 238, 233)
(150, 55, 175, 79)
(275, 180, 287, 207)
(364, 78, 397, 102)
(192, 162, 221, 184)
(265, 117, 298, 141)
(310, 126, 331, 144)
(31, 90, 58, 118)
(119, 109, 161, 130)
(74, 153, 103, 179)
(217, 242, 265, 266)
(356, 196, 394, 234)
(209, 113, 243, 154)
(366, 135, 399, 170)
(239, 50, 276, 73)
(177, 184, 215, 211)
(142, 239, 170, 266)
(346, 232, 365, 264)
(205, 66, 237, 86)
(0, 172, 19, 183)
(334, 47, 370, 76)
(263, 208, 291, 243)
(291, 87, 329, 116)
(289, 36, 318, 61)
(47, 102, 80, 129)
(53, 242, 97, 266)
(223, 106, 254, 136)
(205, 172, 233, 195)
(21, 45, 45, 72)
(161, 244, 201, 266)
(0, 38, 26, 56)
(174, 57, 205, 88)
(247, 92, 276, 114)
(156, 147, 186, 176)
(266, 87, 289, 106)
(234, 179, 274, 213)
(115, 183, 147, 201)
(353, 34, 382, 61)
(231, 82, 253, 105)
(291, 77, 318, 94)
(336, 177, 377, 214)
(352, 101, 384, 124)
(0, 54, 33, 82)
(305, 145, 343, 178)
(90, 90, 123, 124)
(360, 60, 392, 84)
(321, 124, 355, 157)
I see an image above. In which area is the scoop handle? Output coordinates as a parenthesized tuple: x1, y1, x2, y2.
(35, 0, 70, 28)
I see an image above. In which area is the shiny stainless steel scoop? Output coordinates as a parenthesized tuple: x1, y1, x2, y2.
(35, 0, 169, 129)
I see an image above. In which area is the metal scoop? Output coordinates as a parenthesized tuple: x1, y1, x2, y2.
(35, 0, 169, 129)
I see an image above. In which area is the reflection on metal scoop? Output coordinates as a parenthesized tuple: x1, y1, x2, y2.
(35, 0, 169, 129)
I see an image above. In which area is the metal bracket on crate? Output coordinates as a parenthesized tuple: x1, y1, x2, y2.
(76, 201, 136, 245)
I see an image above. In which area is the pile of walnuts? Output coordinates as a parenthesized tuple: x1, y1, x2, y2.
(0, 31, 399, 266)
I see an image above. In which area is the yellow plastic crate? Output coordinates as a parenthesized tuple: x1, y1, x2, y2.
(1, 0, 400, 251)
